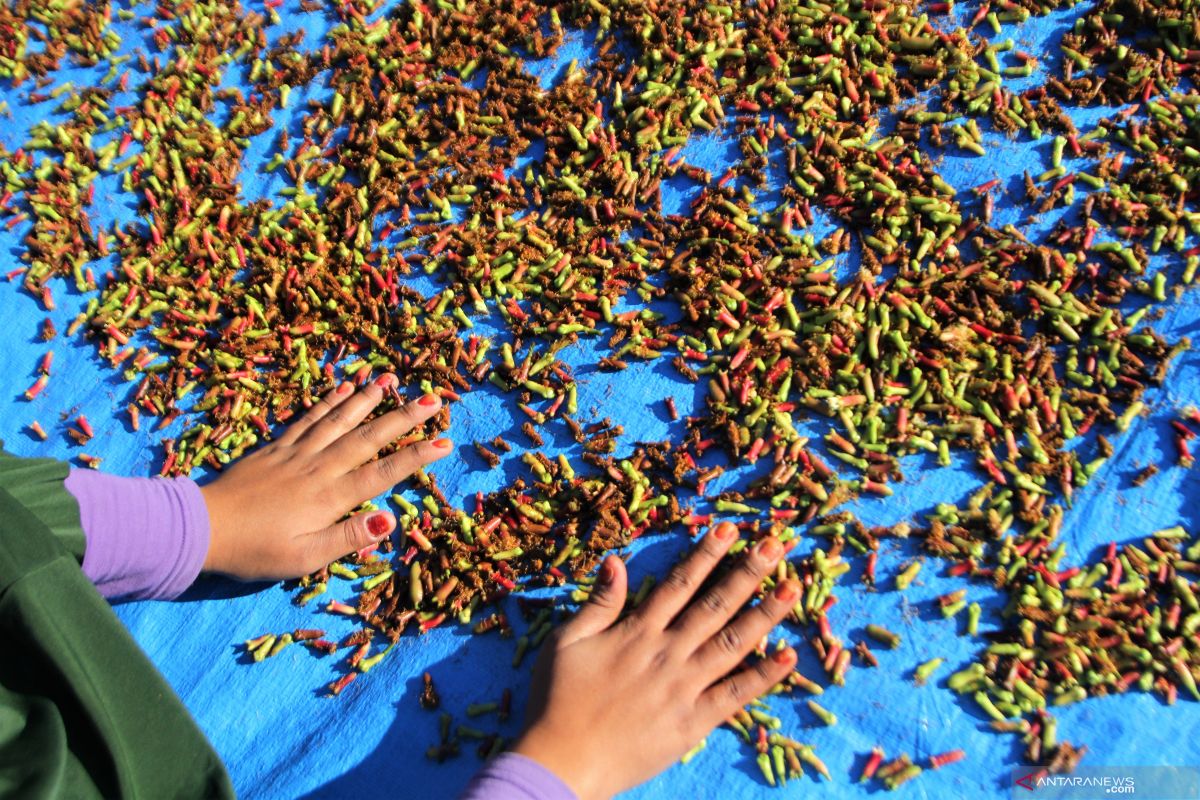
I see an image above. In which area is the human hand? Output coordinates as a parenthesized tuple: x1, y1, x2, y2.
(199, 374, 452, 581)
(511, 523, 798, 800)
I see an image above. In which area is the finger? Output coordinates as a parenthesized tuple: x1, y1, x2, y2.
(295, 373, 397, 453)
(299, 510, 395, 573)
(695, 647, 797, 731)
(275, 381, 356, 446)
(634, 522, 739, 629)
(691, 579, 798, 676)
(556, 556, 628, 649)
(323, 392, 443, 472)
(344, 438, 454, 501)
(669, 536, 784, 648)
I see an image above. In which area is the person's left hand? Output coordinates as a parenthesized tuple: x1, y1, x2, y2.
(199, 374, 452, 580)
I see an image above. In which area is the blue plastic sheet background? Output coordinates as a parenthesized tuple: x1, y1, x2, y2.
(1, 2, 1200, 798)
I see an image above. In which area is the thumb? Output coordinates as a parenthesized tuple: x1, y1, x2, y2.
(311, 511, 395, 566)
(557, 555, 628, 648)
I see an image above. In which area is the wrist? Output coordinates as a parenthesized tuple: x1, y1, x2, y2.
(511, 729, 602, 800)
(197, 482, 231, 574)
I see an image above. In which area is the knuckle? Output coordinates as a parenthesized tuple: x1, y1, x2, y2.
(700, 534, 727, 558)
(375, 455, 401, 483)
(380, 408, 416, 439)
(715, 624, 742, 656)
(755, 596, 781, 622)
(737, 554, 765, 579)
(756, 657, 775, 682)
(750, 660, 777, 692)
(398, 405, 423, 427)
(342, 521, 361, 553)
(699, 588, 728, 616)
(324, 407, 347, 428)
(615, 614, 641, 638)
(414, 442, 442, 465)
(355, 420, 377, 444)
(662, 564, 693, 594)
(723, 674, 746, 705)
(301, 456, 330, 481)
(646, 647, 672, 673)
(312, 485, 337, 509)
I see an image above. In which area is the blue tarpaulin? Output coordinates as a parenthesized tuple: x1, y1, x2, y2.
(1, 2, 1199, 798)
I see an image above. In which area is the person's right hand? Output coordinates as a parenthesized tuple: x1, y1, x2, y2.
(511, 523, 797, 799)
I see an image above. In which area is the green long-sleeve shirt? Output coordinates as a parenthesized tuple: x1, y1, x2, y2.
(0, 448, 233, 799)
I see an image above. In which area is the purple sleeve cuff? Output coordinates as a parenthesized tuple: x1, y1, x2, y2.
(64, 469, 211, 601)
(458, 753, 578, 800)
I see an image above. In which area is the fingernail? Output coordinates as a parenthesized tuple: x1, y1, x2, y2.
(599, 558, 615, 584)
(418, 393, 439, 407)
(374, 374, 394, 388)
(714, 522, 737, 541)
(756, 537, 783, 560)
(336, 382, 353, 396)
(772, 647, 796, 666)
(774, 581, 799, 603)
(432, 437, 453, 450)
(366, 513, 392, 538)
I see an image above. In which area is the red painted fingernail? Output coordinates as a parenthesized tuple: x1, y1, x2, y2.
(418, 393, 439, 407)
(772, 647, 796, 665)
(775, 581, 799, 602)
(713, 522, 737, 541)
(756, 537, 783, 560)
(336, 382, 353, 395)
(367, 513, 391, 537)
(374, 374, 394, 388)
(433, 437, 453, 450)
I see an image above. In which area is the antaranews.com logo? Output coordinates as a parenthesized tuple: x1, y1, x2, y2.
(1010, 766, 1200, 799)
(1016, 772, 1136, 794)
